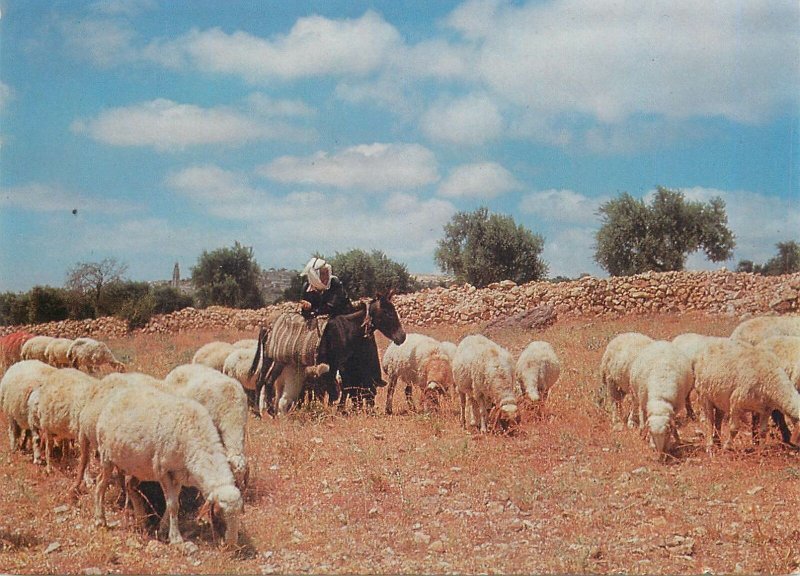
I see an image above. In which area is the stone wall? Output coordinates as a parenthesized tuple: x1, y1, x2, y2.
(2, 270, 798, 339)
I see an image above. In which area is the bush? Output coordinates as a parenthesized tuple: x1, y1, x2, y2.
(0, 292, 30, 326)
(27, 286, 70, 324)
(191, 242, 265, 309)
(152, 286, 194, 314)
(117, 293, 155, 331)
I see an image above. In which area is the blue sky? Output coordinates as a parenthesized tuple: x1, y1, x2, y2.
(1, 0, 798, 292)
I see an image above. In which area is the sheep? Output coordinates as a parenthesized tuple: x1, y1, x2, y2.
(515, 341, 561, 405)
(164, 364, 249, 488)
(192, 341, 235, 372)
(0, 360, 57, 462)
(34, 368, 99, 474)
(731, 315, 800, 345)
(438, 341, 457, 360)
(758, 335, 800, 388)
(452, 334, 518, 433)
(0, 331, 34, 374)
(21, 336, 56, 362)
(600, 332, 654, 427)
(671, 333, 730, 369)
(269, 362, 331, 416)
(694, 339, 800, 450)
(232, 339, 258, 350)
(67, 337, 126, 373)
(383, 333, 455, 415)
(222, 347, 258, 395)
(93, 385, 243, 546)
(628, 341, 693, 456)
(44, 338, 74, 368)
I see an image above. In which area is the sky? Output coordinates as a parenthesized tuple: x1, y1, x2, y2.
(0, 0, 798, 292)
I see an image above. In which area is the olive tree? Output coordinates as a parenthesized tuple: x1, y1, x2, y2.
(191, 242, 264, 309)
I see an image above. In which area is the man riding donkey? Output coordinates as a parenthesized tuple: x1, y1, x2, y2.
(250, 257, 406, 416)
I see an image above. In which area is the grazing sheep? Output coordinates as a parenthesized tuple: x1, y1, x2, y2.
(515, 341, 561, 403)
(192, 341, 235, 372)
(0, 360, 57, 462)
(694, 339, 800, 449)
(269, 362, 331, 415)
(222, 347, 258, 396)
(94, 385, 242, 546)
(35, 368, 99, 473)
(731, 316, 800, 345)
(383, 333, 455, 415)
(232, 339, 258, 350)
(439, 341, 457, 360)
(44, 338, 74, 368)
(164, 364, 249, 488)
(0, 332, 34, 373)
(628, 341, 693, 456)
(758, 336, 800, 388)
(67, 338, 125, 373)
(671, 333, 730, 369)
(21, 336, 56, 362)
(452, 334, 518, 433)
(600, 332, 654, 427)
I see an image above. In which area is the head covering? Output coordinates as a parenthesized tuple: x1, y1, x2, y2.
(302, 257, 332, 291)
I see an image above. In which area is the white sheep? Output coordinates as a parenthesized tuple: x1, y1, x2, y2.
(44, 338, 74, 368)
(67, 338, 125, 373)
(93, 385, 243, 546)
(222, 347, 258, 393)
(21, 336, 55, 362)
(438, 341, 457, 360)
(192, 341, 235, 372)
(628, 341, 693, 456)
(34, 368, 99, 474)
(515, 341, 561, 404)
(383, 333, 455, 415)
(671, 333, 730, 369)
(758, 335, 800, 389)
(232, 339, 258, 350)
(164, 364, 249, 488)
(0, 360, 57, 462)
(600, 332, 654, 427)
(269, 362, 330, 416)
(731, 316, 800, 345)
(694, 339, 800, 449)
(452, 334, 518, 433)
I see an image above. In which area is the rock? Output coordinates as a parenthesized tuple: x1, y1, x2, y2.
(82, 568, 103, 575)
(429, 540, 445, 553)
(44, 541, 61, 554)
(413, 531, 431, 545)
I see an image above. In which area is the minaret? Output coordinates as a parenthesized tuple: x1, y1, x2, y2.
(172, 262, 180, 289)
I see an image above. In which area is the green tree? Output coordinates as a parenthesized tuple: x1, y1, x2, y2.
(65, 257, 129, 317)
(329, 249, 417, 298)
(151, 285, 194, 314)
(762, 241, 800, 275)
(191, 242, 265, 309)
(594, 187, 735, 276)
(27, 286, 69, 324)
(0, 292, 30, 326)
(434, 207, 548, 288)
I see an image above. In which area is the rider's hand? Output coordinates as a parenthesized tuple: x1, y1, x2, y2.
(300, 300, 312, 311)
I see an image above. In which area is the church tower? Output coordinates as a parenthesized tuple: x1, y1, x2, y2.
(172, 262, 180, 289)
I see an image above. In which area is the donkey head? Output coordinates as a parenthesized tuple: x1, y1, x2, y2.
(368, 290, 406, 345)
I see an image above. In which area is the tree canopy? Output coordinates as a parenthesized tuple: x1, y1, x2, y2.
(65, 257, 129, 317)
(191, 242, 264, 309)
(328, 249, 417, 298)
(737, 241, 800, 276)
(434, 207, 548, 288)
(594, 187, 735, 276)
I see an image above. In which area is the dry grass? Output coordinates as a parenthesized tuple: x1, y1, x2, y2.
(2, 313, 800, 574)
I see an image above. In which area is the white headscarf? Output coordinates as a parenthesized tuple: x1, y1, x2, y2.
(302, 257, 332, 291)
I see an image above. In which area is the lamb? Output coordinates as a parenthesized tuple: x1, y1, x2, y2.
(192, 341, 235, 372)
(0, 360, 57, 462)
(0, 332, 34, 373)
(438, 341, 457, 360)
(628, 341, 693, 456)
(67, 338, 126, 373)
(515, 341, 561, 404)
(34, 368, 99, 473)
(222, 347, 258, 394)
(164, 364, 249, 488)
(452, 334, 518, 432)
(21, 336, 55, 362)
(694, 339, 800, 449)
(600, 332, 654, 427)
(93, 385, 242, 546)
(44, 338, 75, 368)
(383, 333, 455, 415)
(731, 315, 800, 345)
(758, 336, 800, 388)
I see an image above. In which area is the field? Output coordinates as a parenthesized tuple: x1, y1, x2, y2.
(2, 312, 800, 575)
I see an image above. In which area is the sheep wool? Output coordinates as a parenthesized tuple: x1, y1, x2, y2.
(515, 341, 561, 403)
(757, 336, 800, 390)
(731, 316, 800, 346)
(601, 332, 654, 427)
(192, 341, 235, 372)
(0, 360, 57, 460)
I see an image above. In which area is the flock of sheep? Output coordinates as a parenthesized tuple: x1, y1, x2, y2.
(1, 313, 799, 550)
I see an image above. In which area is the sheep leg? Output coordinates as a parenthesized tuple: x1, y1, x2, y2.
(725, 407, 742, 450)
(70, 436, 91, 500)
(277, 364, 304, 415)
(30, 428, 42, 465)
(93, 461, 114, 527)
(160, 474, 183, 544)
(769, 410, 793, 444)
(384, 374, 398, 415)
(404, 381, 416, 413)
(8, 421, 22, 452)
(43, 431, 53, 474)
(476, 399, 488, 433)
(459, 392, 467, 428)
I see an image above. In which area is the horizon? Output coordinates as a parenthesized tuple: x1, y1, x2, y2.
(1, 1, 798, 293)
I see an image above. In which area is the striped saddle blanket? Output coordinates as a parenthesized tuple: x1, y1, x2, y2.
(265, 312, 329, 366)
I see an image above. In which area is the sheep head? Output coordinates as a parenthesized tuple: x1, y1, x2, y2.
(205, 485, 243, 548)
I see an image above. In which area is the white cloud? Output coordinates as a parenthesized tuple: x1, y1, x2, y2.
(89, 0, 156, 17)
(0, 182, 139, 214)
(145, 11, 401, 81)
(61, 18, 137, 67)
(71, 98, 312, 151)
(438, 162, 520, 199)
(259, 143, 440, 191)
(0, 82, 12, 112)
(519, 189, 606, 225)
(541, 226, 605, 279)
(421, 94, 503, 145)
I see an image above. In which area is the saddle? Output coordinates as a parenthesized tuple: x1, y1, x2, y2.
(265, 312, 329, 366)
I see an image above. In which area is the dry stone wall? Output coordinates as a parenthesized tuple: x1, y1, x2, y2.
(2, 270, 798, 339)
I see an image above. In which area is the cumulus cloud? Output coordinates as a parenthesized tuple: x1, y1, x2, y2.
(258, 143, 439, 191)
(61, 18, 137, 67)
(438, 162, 520, 199)
(421, 94, 503, 145)
(71, 98, 312, 150)
(0, 182, 139, 214)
